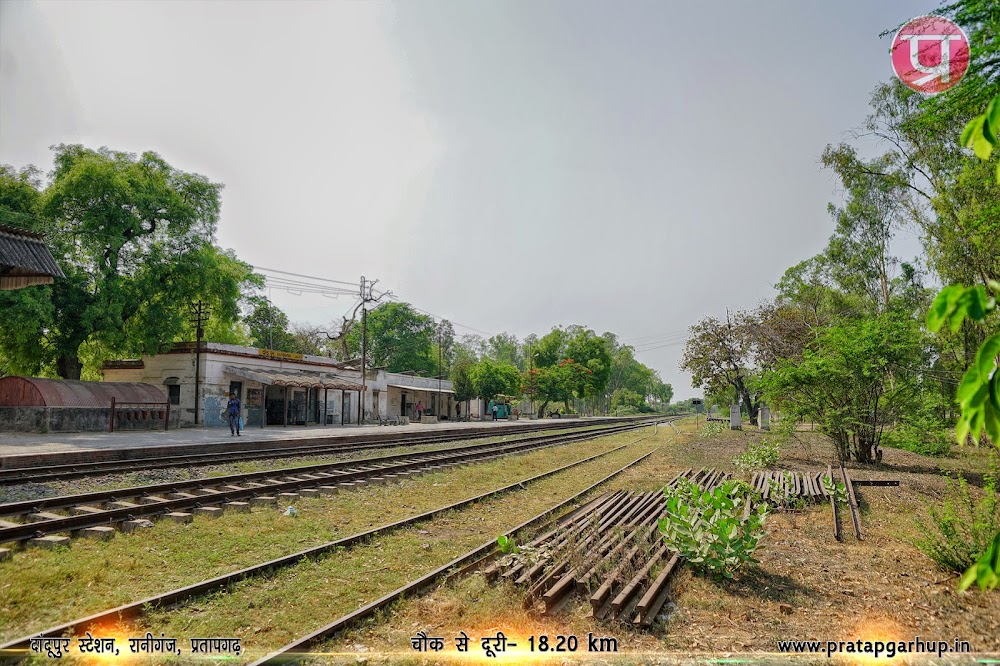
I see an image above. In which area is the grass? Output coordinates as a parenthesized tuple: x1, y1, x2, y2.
(0, 425, 663, 647)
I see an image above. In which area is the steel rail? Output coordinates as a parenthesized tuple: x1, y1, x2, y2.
(0, 420, 651, 518)
(0, 425, 663, 659)
(0, 417, 658, 485)
(0, 421, 666, 543)
(248, 447, 660, 665)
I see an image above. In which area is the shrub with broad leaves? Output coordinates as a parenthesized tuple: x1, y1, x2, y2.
(657, 479, 768, 579)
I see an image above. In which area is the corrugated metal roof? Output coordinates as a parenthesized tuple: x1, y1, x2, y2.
(223, 365, 366, 391)
(0, 223, 65, 290)
(0, 376, 166, 407)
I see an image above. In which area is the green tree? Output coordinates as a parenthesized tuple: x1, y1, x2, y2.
(762, 314, 928, 464)
(345, 301, 436, 374)
(469, 358, 521, 402)
(682, 312, 762, 425)
(486, 332, 524, 369)
(244, 297, 296, 352)
(0, 146, 258, 379)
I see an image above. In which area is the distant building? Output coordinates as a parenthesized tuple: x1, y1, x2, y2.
(102, 342, 455, 428)
(0, 223, 64, 290)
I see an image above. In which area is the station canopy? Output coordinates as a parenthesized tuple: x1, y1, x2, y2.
(387, 383, 454, 394)
(223, 365, 366, 391)
(0, 223, 64, 290)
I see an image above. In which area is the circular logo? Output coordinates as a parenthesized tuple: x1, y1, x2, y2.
(891, 15, 970, 94)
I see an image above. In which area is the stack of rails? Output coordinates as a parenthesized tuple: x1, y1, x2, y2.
(751, 469, 832, 504)
(484, 468, 733, 627)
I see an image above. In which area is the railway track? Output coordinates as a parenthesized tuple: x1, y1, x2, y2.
(0, 417, 657, 485)
(0, 419, 666, 546)
(0, 423, 667, 661)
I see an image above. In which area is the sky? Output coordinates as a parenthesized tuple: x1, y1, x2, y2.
(0, 0, 941, 398)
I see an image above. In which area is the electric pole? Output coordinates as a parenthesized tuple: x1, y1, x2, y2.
(189, 300, 211, 425)
(357, 276, 390, 424)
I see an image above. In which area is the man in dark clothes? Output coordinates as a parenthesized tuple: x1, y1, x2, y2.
(226, 392, 241, 436)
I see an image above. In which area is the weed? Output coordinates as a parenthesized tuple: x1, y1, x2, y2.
(733, 439, 780, 474)
(915, 469, 1000, 574)
(658, 479, 768, 579)
(821, 474, 848, 505)
(700, 421, 727, 439)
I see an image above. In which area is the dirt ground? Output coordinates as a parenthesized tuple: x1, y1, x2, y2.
(326, 419, 1000, 664)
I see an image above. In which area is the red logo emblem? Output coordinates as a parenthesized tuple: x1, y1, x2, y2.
(891, 15, 970, 94)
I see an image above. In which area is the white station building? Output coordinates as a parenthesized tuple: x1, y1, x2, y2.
(102, 342, 456, 428)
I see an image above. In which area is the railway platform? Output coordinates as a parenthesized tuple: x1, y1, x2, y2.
(0, 417, 601, 460)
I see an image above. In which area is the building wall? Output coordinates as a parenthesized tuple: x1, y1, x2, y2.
(102, 344, 454, 427)
(103, 345, 362, 427)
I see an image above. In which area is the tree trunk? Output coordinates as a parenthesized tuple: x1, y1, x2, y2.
(56, 355, 82, 380)
(538, 400, 550, 417)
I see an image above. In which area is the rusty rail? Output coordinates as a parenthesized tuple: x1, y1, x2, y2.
(486, 468, 736, 626)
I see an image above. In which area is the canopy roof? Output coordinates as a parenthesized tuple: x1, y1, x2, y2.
(224, 365, 366, 391)
(0, 377, 166, 407)
(0, 224, 64, 290)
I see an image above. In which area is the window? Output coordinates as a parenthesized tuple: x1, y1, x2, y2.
(168, 385, 180, 405)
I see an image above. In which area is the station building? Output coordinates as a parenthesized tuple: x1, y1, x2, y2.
(101, 342, 455, 428)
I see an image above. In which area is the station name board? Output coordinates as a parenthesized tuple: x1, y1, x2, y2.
(257, 348, 304, 361)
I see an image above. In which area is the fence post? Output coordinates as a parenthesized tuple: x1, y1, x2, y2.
(109, 397, 116, 433)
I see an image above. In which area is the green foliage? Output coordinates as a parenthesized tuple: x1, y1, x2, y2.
(960, 93, 1000, 179)
(345, 302, 437, 374)
(497, 535, 519, 555)
(450, 356, 477, 403)
(928, 282, 1000, 449)
(768, 472, 807, 512)
(657, 479, 768, 579)
(611, 388, 643, 412)
(244, 296, 297, 352)
(469, 358, 521, 401)
(821, 475, 848, 505)
(882, 420, 953, 457)
(915, 471, 1000, 581)
(0, 146, 260, 379)
(761, 313, 928, 463)
(959, 532, 1000, 592)
(682, 312, 762, 425)
(699, 420, 726, 439)
(732, 439, 780, 474)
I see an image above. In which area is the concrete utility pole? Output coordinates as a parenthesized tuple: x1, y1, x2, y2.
(189, 300, 211, 425)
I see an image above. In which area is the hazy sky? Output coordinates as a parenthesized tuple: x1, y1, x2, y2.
(0, 0, 940, 397)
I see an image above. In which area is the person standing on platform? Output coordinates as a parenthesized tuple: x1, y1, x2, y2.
(416, 400, 424, 420)
(226, 392, 242, 436)
(492, 402, 498, 421)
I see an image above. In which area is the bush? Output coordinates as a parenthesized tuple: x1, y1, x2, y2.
(882, 420, 952, 457)
(658, 479, 768, 579)
(733, 438, 780, 473)
(915, 469, 1000, 574)
(699, 421, 726, 439)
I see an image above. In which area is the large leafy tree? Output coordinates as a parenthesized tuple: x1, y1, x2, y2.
(345, 301, 436, 374)
(682, 312, 762, 425)
(0, 146, 258, 379)
(486, 332, 524, 370)
(469, 358, 521, 402)
(244, 296, 296, 352)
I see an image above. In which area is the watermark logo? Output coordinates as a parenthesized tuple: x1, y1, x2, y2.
(891, 15, 970, 94)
